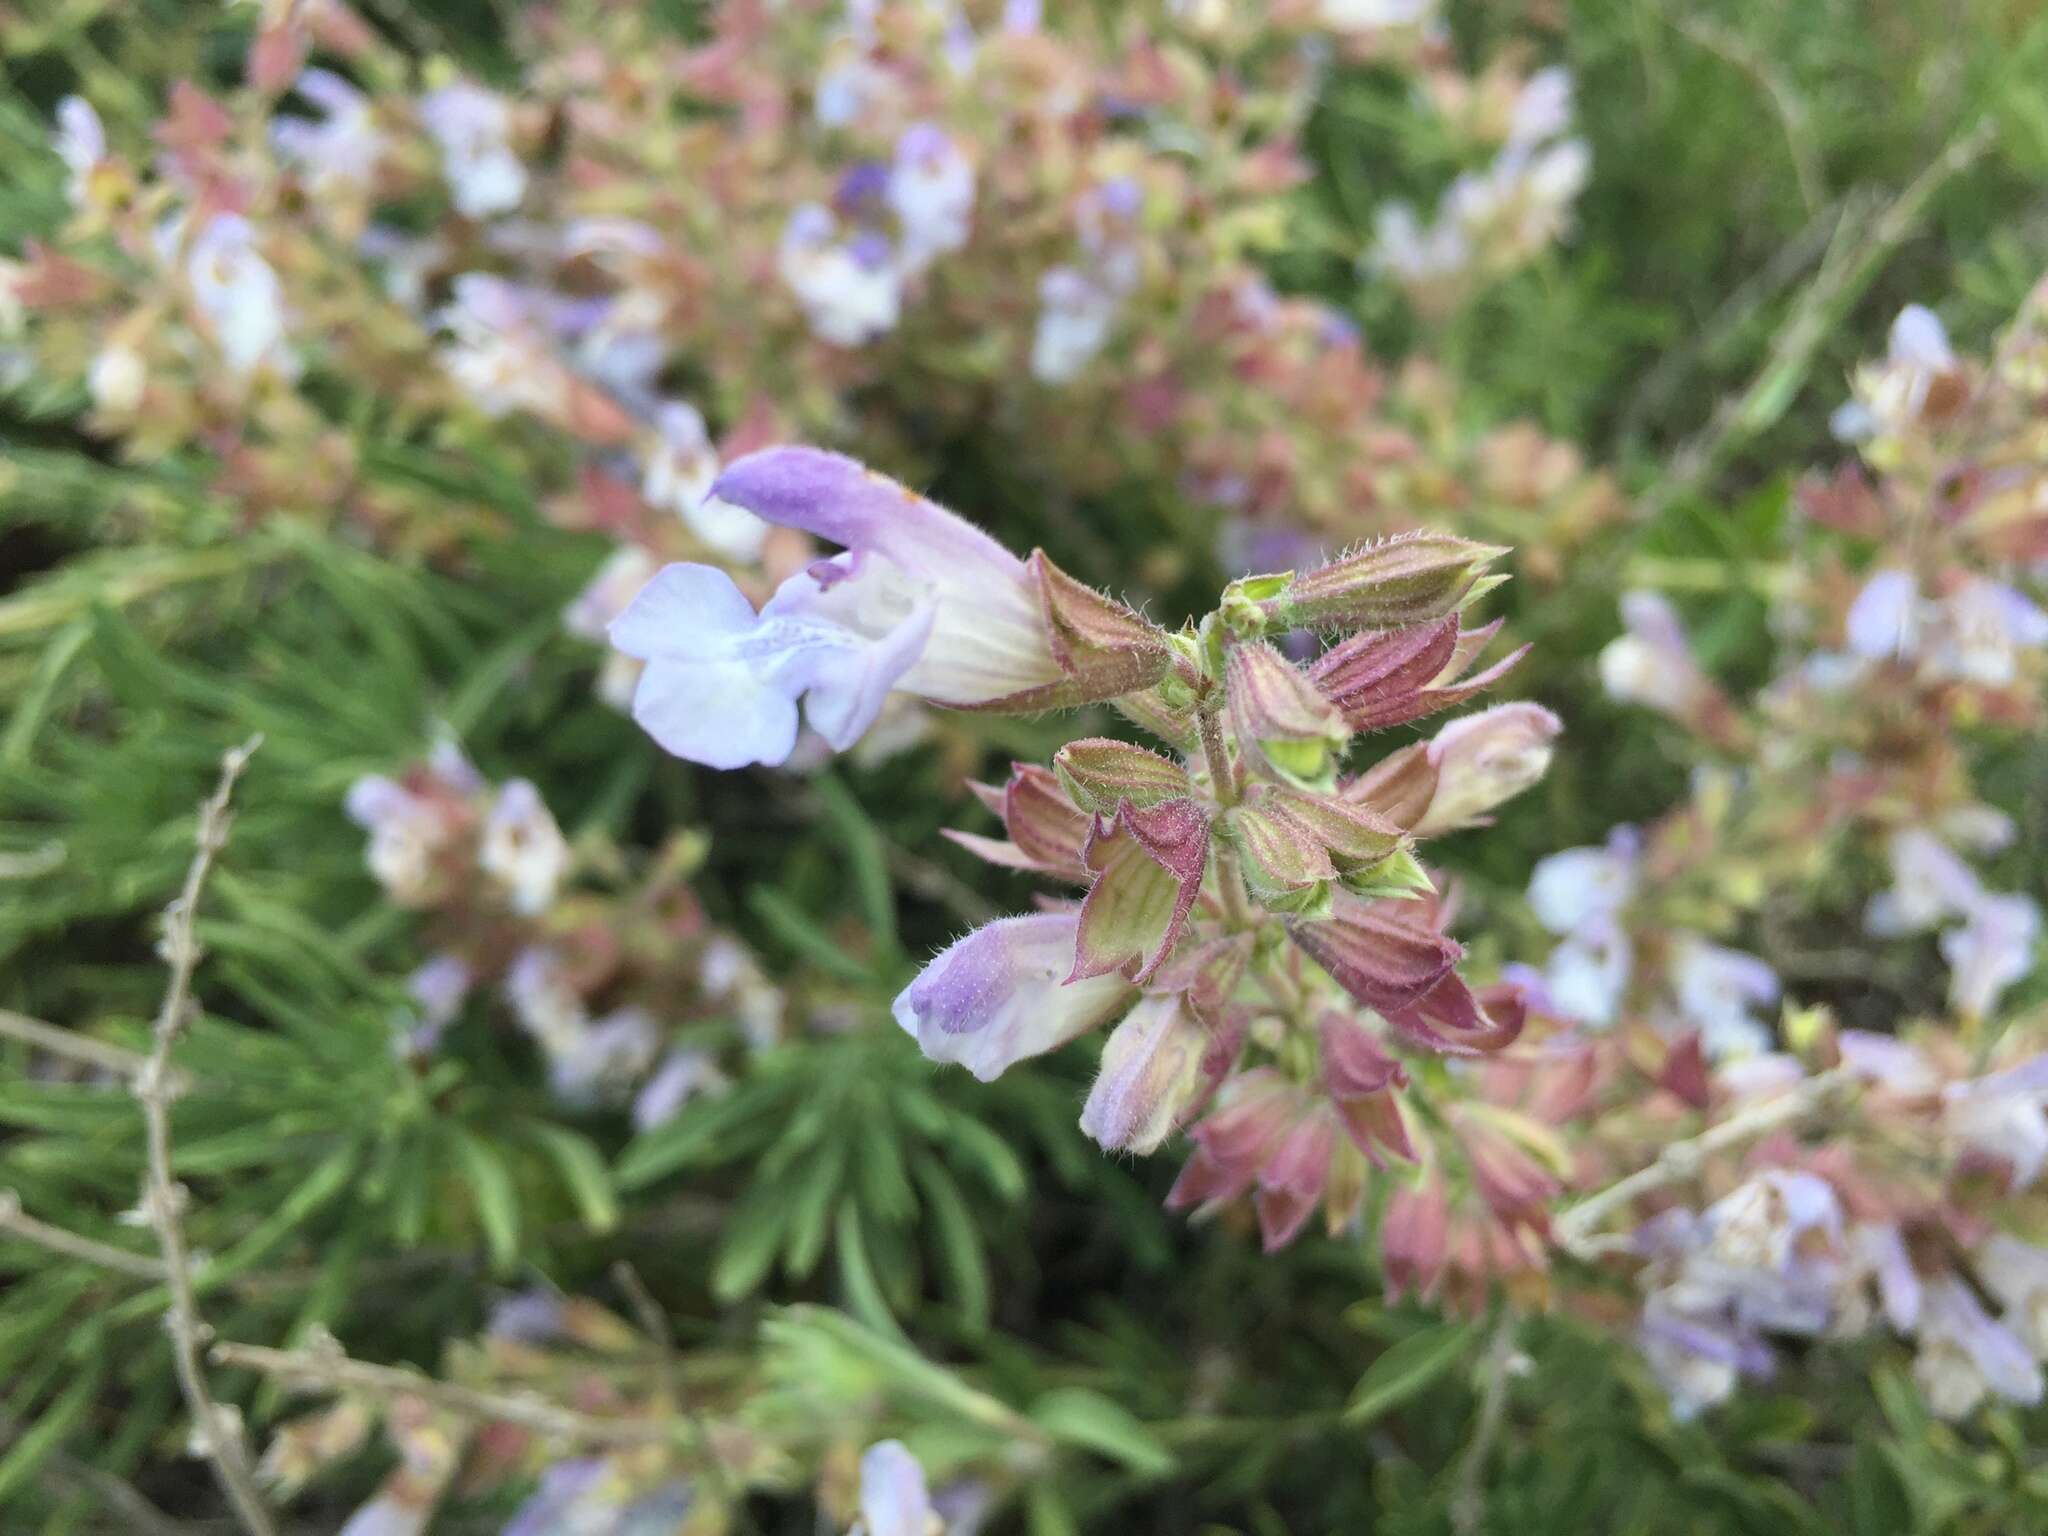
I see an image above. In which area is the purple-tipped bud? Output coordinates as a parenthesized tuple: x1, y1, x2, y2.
(1410, 702, 1561, 836)
(1054, 737, 1193, 814)
(1383, 1176, 1451, 1302)
(1312, 616, 1530, 731)
(961, 551, 1175, 712)
(1264, 533, 1508, 633)
(1225, 641, 1351, 780)
(1079, 993, 1210, 1154)
(1254, 1108, 1337, 1251)
(1342, 743, 1440, 831)
(892, 912, 1131, 1081)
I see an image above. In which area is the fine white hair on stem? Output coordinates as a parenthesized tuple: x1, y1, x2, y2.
(132, 736, 279, 1536)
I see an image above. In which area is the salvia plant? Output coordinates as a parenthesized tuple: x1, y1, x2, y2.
(6, 1, 2048, 1534)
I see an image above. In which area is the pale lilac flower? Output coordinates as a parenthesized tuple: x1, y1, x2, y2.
(1003, 0, 1043, 31)
(1370, 202, 1472, 295)
(53, 96, 106, 209)
(1411, 701, 1560, 834)
(855, 1441, 932, 1536)
(611, 449, 1063, 766)
(272, 70, 383, 192)
(1528, 830, 1638, 934)
(1844, 568, 1920, 660)
(501, 1460, 609, 1536)
(893, 913, 1131, 1081)
(1943, 1056, 2048, 1190)
(335, 1495, 429, 1536)
(478, 779, 569, 916)
(1506, 67, 1574, 149)
(778, 204, 902, 347)
(345, 775, 451, 904)
(1669, 935, 1779, 1060)
(1836, 1030, 1939, 1095)
(505, 947, 587, 1054)
(488, 1288, 567, 1342)
(418, 81, 526, 218)
(437, 274, 562, 418)
(1539, 917, 1632, 1026)
(632, 1049, 730, 1132)
(888, 124, 974, 271)
(1030, 266, 1122, 383)
(640, 402, 768, 560)
(1912, 1277, 2043, 1419)
(547, 1007, 659, 1104)
(1844, 1223, 1923, 1334)
(1940, 891, 2040, 1020)
(1977, 1235, 2048, 1356)
(1599, 591, 1713, 721)
(1924, 578, 2048, 687)
(1637, 1299, 1770, 1420)
(565, 544, 657, 709)
(1838, 303, 1962, 444)
(1080, 993, 1208, 1154)
(1865, 827, 1982, 936)
(815, 53, 892, 129)
(186, 215, 295, 377)
(403, 953, 472, 1049)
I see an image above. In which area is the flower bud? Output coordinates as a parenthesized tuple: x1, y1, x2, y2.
(1225, 641, 1351, 782)
(1382, 1176, 1450, 1302)
(1342, 743, 1440, 831)
(1054, 738, 1192, 814)
(1071, 798, 1211, 984)
(1287, 893, 1461, 1015)
(1079, 993, 1210, 1154)
(1409, 701, 1560, 836)
(1264, 533, 1508, 633)
(946, 762, 1090, 881)
(1254, 1108, 1337, 1251)
(1311, 616, 1530, 731)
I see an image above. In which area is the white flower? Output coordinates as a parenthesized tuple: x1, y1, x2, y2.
(1944, 1057, 2048, 1190)
(477, 779, 569, 916)
(53, 96, 107, 210)
(1940, 892, 2041, 1021)
(1030, 266, 1122, 383)
(419, 82, 526, 218)
(778, 205, 902, 347)
(1924, 578, 2048, 687)
(344, 775, 451, 905)
(888, 123, 975, 272)
(1912, 1277, 2043, 1419)
(548, 1007, 659, 1105)
(1540, 918, 1632, 1026)
(88, 345, 147, 415)
(186, 215, 295, 378)
(1864, 827, 1982, 936)
(1669, 935, 1779, 1061)
(504, 948, 586, 1054)
(1527, 834, 1637, 934)
(641, 402, 769, 560)
(1844, 568, 1920, 661)
(272, 69, 383, 192)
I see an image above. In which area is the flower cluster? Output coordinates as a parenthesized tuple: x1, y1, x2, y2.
(621, 445, 1560, 1256)
(5, 0, 1614, 663)
(345, 744, 775, 1125)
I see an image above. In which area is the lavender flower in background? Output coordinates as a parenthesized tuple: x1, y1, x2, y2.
(779, 204, 903, 346)
(185, 214, 296, 378)
(272, 70, 384, 192)
(888, 124, 975, 271)
(418, 81, 526, 218)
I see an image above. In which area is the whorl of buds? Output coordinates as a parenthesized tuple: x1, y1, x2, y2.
(1224, 641, 1351, 781)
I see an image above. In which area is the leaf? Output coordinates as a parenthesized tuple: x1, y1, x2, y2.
(911, 1155, 991, 1335)
(1029, 1387, 1175, 1478)
(813, 772, 899, 954)
(450, 1129, 521, 1273)
(835, 1204, 908, 1341)
(527, 1123, 619, 1234)
(748, 887, 874, 983)
(0, 1367, 98, 1506)
(713, 1179, 797, 1304)
(780, 1137, 849, 1281)
(1342, 1318, 1481, 1425)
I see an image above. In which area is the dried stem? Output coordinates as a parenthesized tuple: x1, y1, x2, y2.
(0, 1188, 167, 1280)
(134, 738, 278, 1536)
(1450, 1314, 1518, 1536)
(211, 1339, 678, 1449)
(1555, 1067, 1856, 1259)
(0, 1006, 183, 1086)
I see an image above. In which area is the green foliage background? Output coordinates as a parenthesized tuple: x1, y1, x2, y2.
(3, 1, 2048, 1532)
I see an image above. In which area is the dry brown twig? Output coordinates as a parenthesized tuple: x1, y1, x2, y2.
(0, 1188, 166, 1280)
(211, 1336, 677, 1449)
(133, 737, 279, 1536)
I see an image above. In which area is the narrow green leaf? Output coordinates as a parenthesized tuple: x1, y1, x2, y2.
(1342, 1318, 1481, 1425)
(528, 1123, 620, 1234)
(1030, 1387, 1174, 1478)
(451, 1130, 521, 1273)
